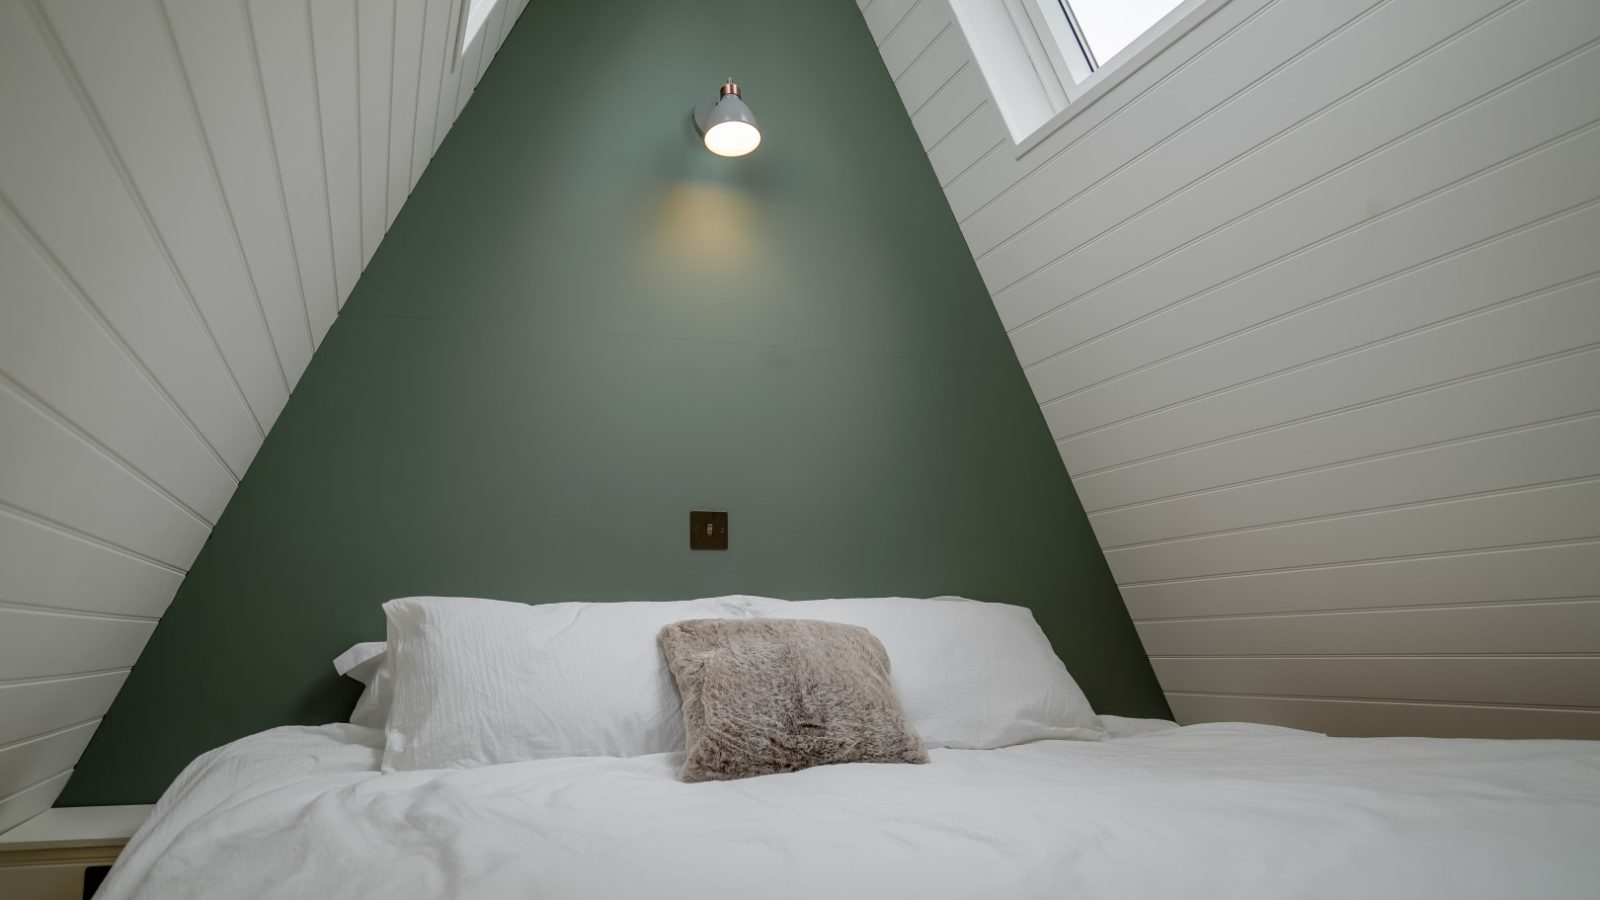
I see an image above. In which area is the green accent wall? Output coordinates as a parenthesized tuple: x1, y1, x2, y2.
(60, 0, 1168, 805)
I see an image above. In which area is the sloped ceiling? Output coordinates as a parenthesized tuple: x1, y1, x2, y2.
(0, 0, 529, 831)
(860, 0, 1600, 739)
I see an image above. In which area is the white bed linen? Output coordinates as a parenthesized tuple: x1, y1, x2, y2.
(99, 719, 1600, 900)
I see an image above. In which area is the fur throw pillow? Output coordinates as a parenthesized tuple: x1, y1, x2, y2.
(659, 618, 929, 782)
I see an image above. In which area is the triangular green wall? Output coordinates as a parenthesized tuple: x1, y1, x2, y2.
(61, 0, 1166, 805)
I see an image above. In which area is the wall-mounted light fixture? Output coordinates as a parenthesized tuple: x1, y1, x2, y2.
(693, 79, 761, 157)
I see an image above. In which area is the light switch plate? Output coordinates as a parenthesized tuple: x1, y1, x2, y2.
(689, 510, 728, 550)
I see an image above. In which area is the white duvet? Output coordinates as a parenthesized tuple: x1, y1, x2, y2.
(100, 718, 1600, 899)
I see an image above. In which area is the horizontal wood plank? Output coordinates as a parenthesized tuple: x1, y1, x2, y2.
(0, 385, 209, 569)
(1139, 599, 1600, 657)
(1123, 541, 1600, 621)
(1167, 693, 1600, 740)
(0, 672, 127, 748)
(0, 722, 98, 801)
(0, 608, 156, 683)
(1153, 655, 1600, 709)
(0, 771, 72, 835)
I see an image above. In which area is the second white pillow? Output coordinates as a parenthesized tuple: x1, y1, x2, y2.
(770, 596, 1106, 748)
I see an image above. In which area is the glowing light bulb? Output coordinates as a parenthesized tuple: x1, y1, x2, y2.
(703, 120, 761, 157)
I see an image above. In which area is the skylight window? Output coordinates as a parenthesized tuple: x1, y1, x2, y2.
(953, 0, 1207, 146)
(1062, 0, 1188, 69)
(461, 0, 496, 53)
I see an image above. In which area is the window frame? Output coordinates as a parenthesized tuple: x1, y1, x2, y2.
(952, 0, 1227, 157)
(450, 0, 501, 70)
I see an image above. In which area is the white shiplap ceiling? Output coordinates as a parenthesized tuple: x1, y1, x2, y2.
(0, 0, 529, 832)
(860, 0, 1600, 738)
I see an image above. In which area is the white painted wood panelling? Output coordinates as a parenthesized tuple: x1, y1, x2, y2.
(0, 0, 525, 832)
(0, 382, 209, 569)
(861, 0, 1600, 738)
(1122, 540, 1600, 619)
(388, 0, 427, 218)
(0, 773, 73, 836)
(163, 0, 317, 386)
(1153, 655, 1600, 709)
(39, 0, 289, 437)
(0, 609, 156, 685)
(0, 216, 236, 523)
(357, 0, 394, 261)
(0, 723, 100, 802)
(311, 0, 365, 303)
(1165, 694, 1600, 740)
(250, 0, 341, 343)
(0, 673, 128, 749)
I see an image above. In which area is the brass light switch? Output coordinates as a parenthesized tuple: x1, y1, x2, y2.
(690, 510, 728, 550)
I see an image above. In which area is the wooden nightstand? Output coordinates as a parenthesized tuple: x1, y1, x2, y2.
(0, 806, 152, 900)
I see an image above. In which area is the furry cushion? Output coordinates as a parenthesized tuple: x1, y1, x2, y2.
(659, 618, 929, 782)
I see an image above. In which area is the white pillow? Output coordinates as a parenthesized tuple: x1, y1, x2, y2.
(333, 642, 390, 729)
(768, 597, 1105, 748)
(381, 595, 778, 771)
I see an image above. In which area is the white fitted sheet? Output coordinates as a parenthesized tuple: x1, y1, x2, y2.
(99, 717, 1600, 899)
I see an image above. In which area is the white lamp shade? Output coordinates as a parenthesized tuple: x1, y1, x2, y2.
(696, 92, 761, 157)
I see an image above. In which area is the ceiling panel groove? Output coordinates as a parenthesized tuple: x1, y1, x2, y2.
(1137, 596, 1600, 625)
(0, 770, 73, 806)
(1165, 690, 1600, 713)
(238, 0, 318, 352)
(153, 0, 295, 401)
(1101, 472, 1600, 554)
(0, 505, 186, 580)
(301, 0, 345, 306)
(1038, 207, 1600, 416)
(403, 0, 431, 190)
(1010, 113, 1600, 361)
(0, 599, 162, 625)
(382, 0, 397, 229)
(1088, 408, 1600, 519)
(25, 0, 269, 449)
(1115, 533, 1600, 589)
(353, 0, 368, 259)
(0, 669, 133, 690)
(0, 197, 246, 488)
(0, 371, 216, 529)
(1068, 342, 1600, 480)
(0, 718, 102, 756)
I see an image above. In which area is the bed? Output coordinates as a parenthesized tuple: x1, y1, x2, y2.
(96, 596, 1600, 898)
(99, 715, 1600, 899)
